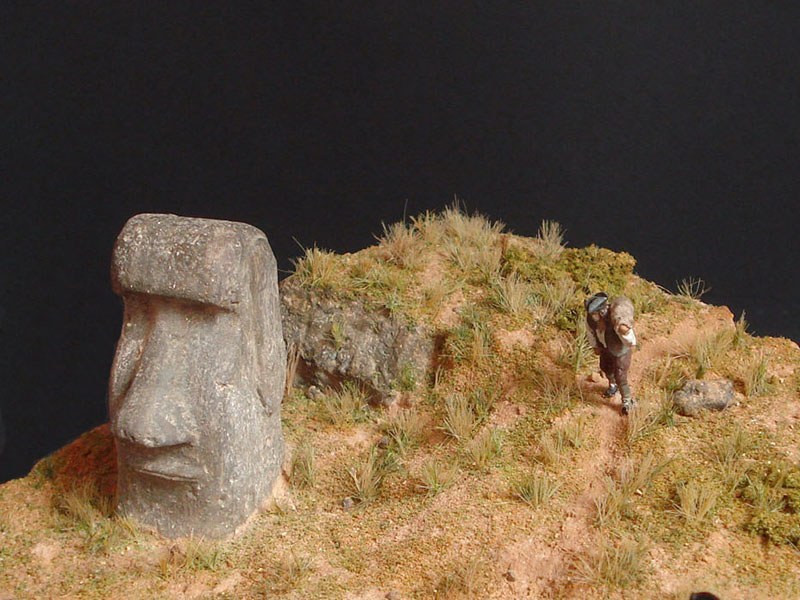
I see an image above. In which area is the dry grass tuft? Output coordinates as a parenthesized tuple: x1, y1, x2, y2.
(348, 261, 414, 318)
(620, 451, 667, 496)
(179, 537, 229, 572)
(436, 201, 505, 283)
(688, 328, 734, 378)
(285, 342, 302, 397)
(709, 429, 755, 494)
(259, 551, 314, 595)
(675, 276, 711, 302)
(53, 481, 144, 555)
(464, 427, 503, 470)
(537, 430, 566, 466)
(537, 278, 578, 325)
(626, 393, 674, 444)
(733, 311, 750, 348)
(375, 220, 423, 269)
(533, 372, 576, 415)
(561, 415, 589, 449)
(511, 471, 561, 508)
(536, 418, 590, 465)
(673, 480, 719, 525)
(291, 439, 316, 488)
(720, 459, 752, 495)
(594, 475, 631, 528)
(626, 278, 668, 315)
(381, 409, 426, 453)
(421, 277, 454, 316)
(743, 352, 772, 397)
(441, 394, 478, 442)
(445, 239, 503, 283)
(290, 245, 340, 291)
(160, 538, 229, 576)
(435, 555, 489, 598)
(327, 319, 347, 349)
(316, 381, 371, 426)
(490, 273, 533, 317)
(741, 474, 786, 514)
(446, 305, 494, 365)
(56, 480, 112, 529)
(470, 386, 498, 422)
(347, 448, 396, 504)
(710, 427, 752, 467)
(595, 452, 667, 527)
(645, 355, 690, 393)
(410, 209, 444, 244)
(440, 201, 505, 247)
(558, 324, 595, 374)
(417, 458, 459, 497)
(532, 219, 566, 261)
(576, 536, 648, 589)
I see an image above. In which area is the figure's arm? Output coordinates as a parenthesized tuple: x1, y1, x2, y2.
(610, 296, 637, 347)
(586, 323, 599, 348)
(616, 323, 637, 346)
(586, 321, 602, 354)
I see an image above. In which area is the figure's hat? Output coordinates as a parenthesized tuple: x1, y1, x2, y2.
(585, 292, 609, 313)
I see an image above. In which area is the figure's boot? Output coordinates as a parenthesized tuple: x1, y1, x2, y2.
(603, 383, 618, 398)
(620, 384, 636, 415)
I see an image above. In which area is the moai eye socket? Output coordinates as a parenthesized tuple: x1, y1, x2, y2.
(108, 296, 150, 414)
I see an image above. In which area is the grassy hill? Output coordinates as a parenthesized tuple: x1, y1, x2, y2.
(1, 206, 798, 599)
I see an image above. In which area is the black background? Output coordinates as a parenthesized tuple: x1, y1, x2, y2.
(2, 3, 798, 482)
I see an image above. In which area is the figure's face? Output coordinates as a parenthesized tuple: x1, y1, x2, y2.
(590, 305, 608, 323)
(109, 294, 271, 537)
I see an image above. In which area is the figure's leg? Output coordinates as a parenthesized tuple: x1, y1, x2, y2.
(614, 352, 635, 414)
(600, 350, 618, 397)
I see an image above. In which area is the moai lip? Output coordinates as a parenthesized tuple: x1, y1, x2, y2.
(109, 214, 286, 539)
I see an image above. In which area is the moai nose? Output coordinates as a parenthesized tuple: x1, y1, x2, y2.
(115, 388, 196, 448)
(112, 311, 198, 448)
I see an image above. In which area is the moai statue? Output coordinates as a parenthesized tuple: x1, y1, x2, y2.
(109, 214, 286, 538)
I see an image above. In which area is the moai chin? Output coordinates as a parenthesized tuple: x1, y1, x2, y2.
(109, 214, 286, 539)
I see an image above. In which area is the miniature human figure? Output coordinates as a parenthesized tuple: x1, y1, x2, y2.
(109, 214, 286, 539)
(585, 292, 637, 414)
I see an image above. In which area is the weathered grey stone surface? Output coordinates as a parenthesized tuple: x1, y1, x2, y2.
(280, 278, 437, 401)
(109, 214, 285, 539)
(673, 378, 736, 417)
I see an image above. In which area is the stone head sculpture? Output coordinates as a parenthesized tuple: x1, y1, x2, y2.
(109, 214, 285, 538)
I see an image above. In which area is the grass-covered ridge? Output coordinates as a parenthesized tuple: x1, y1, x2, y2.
(2, 205, 799, 599)
(286, 206, 641, 331)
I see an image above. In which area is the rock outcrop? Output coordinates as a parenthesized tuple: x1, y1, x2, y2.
(673, 378, 737, 417)
(280, 278, 438, 402)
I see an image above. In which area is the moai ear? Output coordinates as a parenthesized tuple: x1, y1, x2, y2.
(247, 235, 285, 417)
(257, 385, 269, 414)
